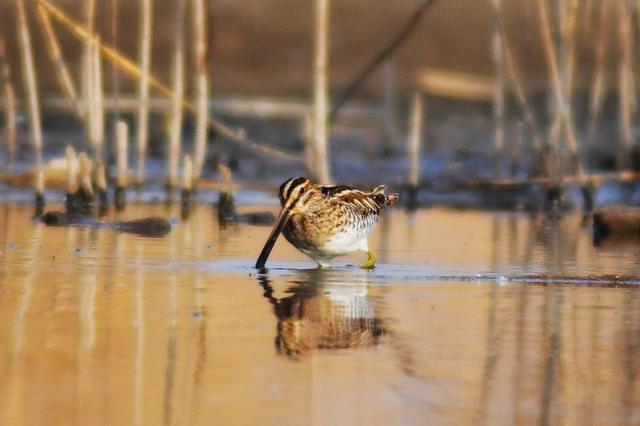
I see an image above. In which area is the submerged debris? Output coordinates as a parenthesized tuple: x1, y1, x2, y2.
(112, 217, 172, 237)
(39, 211, 171, 237)
(592, 209, 640, 245)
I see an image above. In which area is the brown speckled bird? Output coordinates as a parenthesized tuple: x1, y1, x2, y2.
(256, 177, 399, 269)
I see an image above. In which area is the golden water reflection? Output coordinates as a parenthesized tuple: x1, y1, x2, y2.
(1, 203, 640, 424)
(258, 269, 384, 358)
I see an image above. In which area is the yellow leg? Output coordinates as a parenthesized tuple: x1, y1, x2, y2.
(361, 250, 376, 269)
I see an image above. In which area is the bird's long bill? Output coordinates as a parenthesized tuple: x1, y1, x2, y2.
(255, 207, 292, 268)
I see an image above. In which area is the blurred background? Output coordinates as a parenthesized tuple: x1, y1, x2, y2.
(0, 0, 637, 206)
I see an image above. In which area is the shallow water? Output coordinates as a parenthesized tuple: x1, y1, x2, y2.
(1, 202, 640, 425)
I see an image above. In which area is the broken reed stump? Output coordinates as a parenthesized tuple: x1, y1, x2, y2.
(64, 145, 80, 212)
(34, 169, 45, 216)
(72, 152, 96, 215)
(217, 164, 235, 224)
(592, 209, 640, 246)
(510, 122, 523, 177)
(114, 119, 128, 210)
(181, 154, 193, 219)
(213, 164, 275, 226)
(581, 180, 595, 214)
(96, 161, 108, 216)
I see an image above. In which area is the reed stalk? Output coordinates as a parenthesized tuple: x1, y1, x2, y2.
(83, 0, 96, 152)
(115, 120, 129, 188)
(192, 0, 209, 182)
(37, 0, 302, 163)
(586, 0, 609, 150)
(408, 92, 423, 206)
(115, 119, 128, 210)
(563, 0, 579, 101)
(617, 0, 635, 170)
(136, 0, 153, 184)
(110, 0, 120, 119)
(92, 37, 105, 162)
(81, 40, 91, 127)
(535, 0, 586, 183)
(491, 0, 505, 178)
(168, 0, 186, 189)
(490, 0, 545, 175)
(0, 37, 16, 171)
(302, 113, 315, 178)
(312, 0, 331, 183)
(547, 0, 578, 178)
(36, 3, 84, 119)
(581, 0, 595, 34)
(16, 0, 44, 175)
(329, 0, 435, 122)
(382, 62, 399, 154)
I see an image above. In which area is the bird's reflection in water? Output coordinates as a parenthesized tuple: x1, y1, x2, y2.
(257, 269, 384, 358)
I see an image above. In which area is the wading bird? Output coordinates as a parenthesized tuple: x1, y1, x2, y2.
(255, 177, 398, 269)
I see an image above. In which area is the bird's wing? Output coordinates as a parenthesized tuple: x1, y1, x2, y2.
(320, 185, 355, 198)
(322, 184, 397, 213)
(330, 188, 383, 215)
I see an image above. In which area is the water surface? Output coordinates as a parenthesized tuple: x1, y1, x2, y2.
(1, 203, 640, 425)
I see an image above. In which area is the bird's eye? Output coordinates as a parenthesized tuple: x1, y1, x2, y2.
(299, 187, 305, 194)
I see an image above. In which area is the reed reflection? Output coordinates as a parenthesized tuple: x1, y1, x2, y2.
(257, 269, 384, 358)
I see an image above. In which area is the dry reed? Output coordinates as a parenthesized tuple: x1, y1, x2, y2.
(192, 0, 209, 182)
(312, 0, 331, 183)
(407, 92, 423, 205)
(136, 0, 153, 184)
(115, 119, 128, 210)
(0, 37, 16, 170)
(36, 3, 84, 119)
(37, 0, 302, 163)
(167, 0, 186, 189)
(16, 0, 44, 174)
(491, 0, 505, 177)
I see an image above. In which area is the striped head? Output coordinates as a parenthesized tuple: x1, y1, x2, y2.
(256, 177, 311, 269)
(278, 176, 311, 210)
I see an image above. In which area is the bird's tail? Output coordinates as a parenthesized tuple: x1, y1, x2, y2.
(371, 185, 399, 206)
